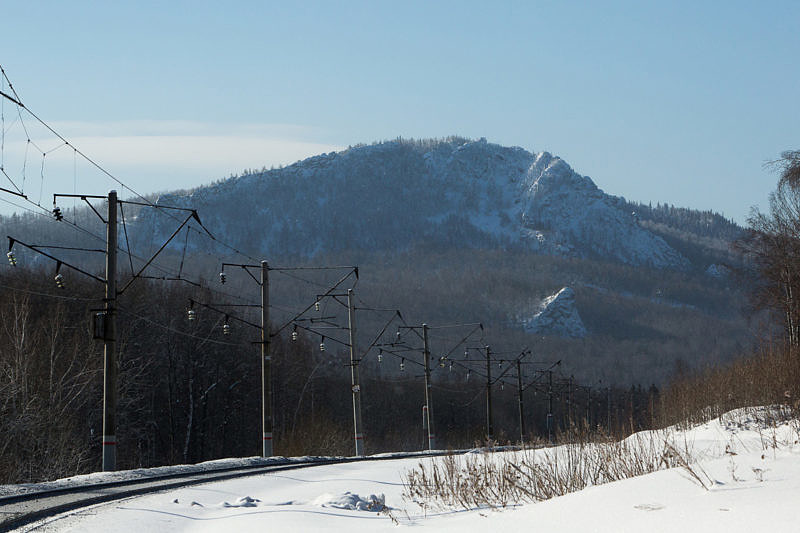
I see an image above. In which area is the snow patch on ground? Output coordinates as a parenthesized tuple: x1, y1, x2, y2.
(221, 495, 261, 508)
(20, 407, 800, 532)
(314, 492, 387, 511)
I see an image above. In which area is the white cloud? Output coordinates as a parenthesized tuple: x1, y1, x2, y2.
(49, 120, 342, 173)
(0, 121, 343, 202)
(49, 120, 322, 139)
(63, 134, 341, 174)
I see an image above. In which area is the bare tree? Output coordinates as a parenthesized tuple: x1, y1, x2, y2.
(0, 284, 100, 482)
(737, 151, 800, 347)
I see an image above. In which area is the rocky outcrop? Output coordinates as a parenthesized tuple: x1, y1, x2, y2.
(521, 287, 587, 338)
(518, 152, 689, 269)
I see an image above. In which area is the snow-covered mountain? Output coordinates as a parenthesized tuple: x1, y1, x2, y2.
(0, 136, 747, 385)
(521, 287, 587, 338)
(136, 137, 689, 269)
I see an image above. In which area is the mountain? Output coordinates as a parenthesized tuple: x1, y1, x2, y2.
(0, 137, 750, 385)
(135, 137, 698, 270)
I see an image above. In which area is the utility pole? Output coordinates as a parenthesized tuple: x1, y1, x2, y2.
(397, 321, 481, 451)
(516, 358, 525, 444)
(261, 261, 272, 457)
(547, 370, 553, 444)
(223, 263, 356, 456)
(485, 345, 493, 444)
(568, 375, 574, 428)
(347, 289, 365, 456)
(422, 324, 435, 450)
(21, 190, 217, 470)
(584, 386, 591, 429)
(102, 190, 117, 471)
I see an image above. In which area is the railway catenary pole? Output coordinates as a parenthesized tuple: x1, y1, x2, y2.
(101, 190, 117, 471)
(568, 375, 574, 427)
(347, 289, 365, 456)
(422, 324, 435, 450)
(49, 190, 205, 470)
(485, 345, 493, 443)
(516, 358, 525, 444)
(262, 261, 273, 457)
(584, 386, 591, 428)
(547, 370, 554, 444)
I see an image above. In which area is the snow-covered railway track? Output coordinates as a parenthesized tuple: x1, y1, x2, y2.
(0, 459, 324, 531)
(0, 450, 459, 532)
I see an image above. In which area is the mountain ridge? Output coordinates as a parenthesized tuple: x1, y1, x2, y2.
(135, 137, 731, 270)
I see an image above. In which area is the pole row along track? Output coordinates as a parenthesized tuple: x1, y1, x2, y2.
(0, 450, 474, 532)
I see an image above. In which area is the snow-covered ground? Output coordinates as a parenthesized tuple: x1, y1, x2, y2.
(26, 408, 800, 532)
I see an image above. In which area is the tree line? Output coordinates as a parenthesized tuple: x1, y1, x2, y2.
(0, 264, 667, 483)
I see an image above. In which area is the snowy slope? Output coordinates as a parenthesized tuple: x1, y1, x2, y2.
(520, 286, 587, 338)
(520, 152, 687, 267)
(132, 138, 688, 269)
(28, 407, 800, 532)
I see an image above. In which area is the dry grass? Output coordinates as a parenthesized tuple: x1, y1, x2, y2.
(661, 343, 800, 428)
(276, 417, 353, 457)
(402, 403, 800, 512)
(401, 342, 800, 511)
(402, 432, 687, 510)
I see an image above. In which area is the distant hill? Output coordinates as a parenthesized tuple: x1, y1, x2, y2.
(0, 137, 752, 384)
(132, 137, 735, 270)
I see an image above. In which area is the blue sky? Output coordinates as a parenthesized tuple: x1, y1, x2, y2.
(1, 1, 798, 223)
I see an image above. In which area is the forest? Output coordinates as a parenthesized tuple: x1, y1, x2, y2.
(0, 263, 669, 483)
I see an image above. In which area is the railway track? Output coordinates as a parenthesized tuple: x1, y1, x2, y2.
(0, 450, 463, 532)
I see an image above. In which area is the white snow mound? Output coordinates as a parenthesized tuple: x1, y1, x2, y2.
(221, 495, 260, 508)
(314, 491, 386, 511)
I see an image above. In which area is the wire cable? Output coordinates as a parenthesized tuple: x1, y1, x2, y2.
(117, 305, 251, 348)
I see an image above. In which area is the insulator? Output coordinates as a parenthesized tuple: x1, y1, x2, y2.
(466, 370, 471, 381)
(449, 361, 453, 372)
(291, 331, 298, 341)
(6, 251, 16, 266)
(377, 352, 383, 363)
(314, 301, 320, 311)
(320, 341, 325, 352)
(464, 349, 469, 358)
(396, 330, 401, 340)
(400, 358, 405, 371)
(53, 206, 63, 221)
(219, 272, 226, 284)
(439, 357, 446, 368)
(54, 273, 65, 289)
(501, 382, 505, 391)
(223, 323, 231, 335)
(187, 308, 196, 321)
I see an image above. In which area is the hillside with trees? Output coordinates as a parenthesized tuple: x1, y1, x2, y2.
(0, 138, 766, 482)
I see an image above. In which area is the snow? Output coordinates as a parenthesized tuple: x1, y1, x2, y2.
(519, 286, 587, 338)
(313, 492, 386, 511)
(0, 456, 298, 498)
(131, 138, 690, 269)
(519, 151, 689, 269)
(706, 263, 731, 279)
(25, 407, 800, 532)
